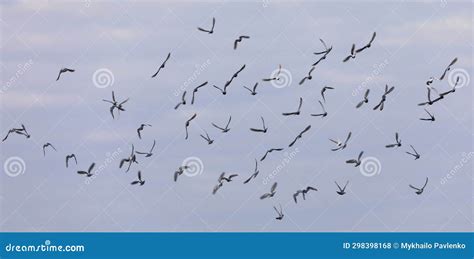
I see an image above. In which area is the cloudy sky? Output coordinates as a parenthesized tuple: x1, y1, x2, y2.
(0, 0, 472, 232)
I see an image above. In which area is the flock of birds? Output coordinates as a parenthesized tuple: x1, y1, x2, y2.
(3, 17, 464, 221)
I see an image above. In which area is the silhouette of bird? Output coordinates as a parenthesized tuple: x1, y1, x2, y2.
(288, 125, 311, 147)
(262, 65, 282, 82)
(185, 113, 197, 140)
(260, 148, 284, 161)
(119, 145, 138, 172)
(65, 154, 77, 168)
(439, 57, 458, 80)
(212, 172, 238, 195)
(405, 145, 420, 160)
(234, 35, 250, 50)
(136, 140, 156, 157)
(260, 182, 277, 200)
(2, 124, 30, 142)
(373, 84, 395, 111)
(343, 44, 356, 62)
(212, 116, 232, 133)
(174, 166, 189, 182)
(282, 97, 303, 116)
(273, 204, 284, 220)
(385, 132, 402, 148)
(409, 177, 428, 195)
(137, 124, 151, 139)
(191, 82, 208, 105)
(335, 181, 349, 195)
(42, 142, 57, 156)
(346, 151, 363, 167)
(355, 32, 376, 53)
(200, 130, 214, 145)
(243, 159, 259, 184)
(151, 52, 171, 78)
(298, 67, 315, 85)
(312, 39, 332, 66)
(102, 91, 129, 119)
(356, 89, 370, 108)
(250, 116, 268, 133)
(330, 132, 352, 151)
(175, 91, 187, 110)
(293, 186, 318, 203)
(243, 82, 258, 95)
(311, 100, 328, 118)
(77, 162, 95, 177)
(131, 171, 145, 186)
(197, 17, 215, 34)
(419, 109, 435, 122)
(321, 86, 334, 102)
(418, 87, 443, 106)
(56, 68, 75, 81)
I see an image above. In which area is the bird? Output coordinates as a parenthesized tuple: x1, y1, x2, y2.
(185, 113, 197, 140)
(174, 166, 189, 182)
(212, 172, 238, 195)
(385, 132, 402, 148)
(273, 204, 284, 220)
(417, 87, 443, 106)
(234, 35, 250, 50)
(102, 91, 129, 119)
(136, 124, 151, 139)
(65, 154, 77, 168)
(151, 52, 171, 78)
(2, 124, 30, 142)
(298, 66, 315, 85)
(191, 82, 208, 105)
(330, 132, 352, 151)
(56, 68, 75, 81)
(335, 181, 349, 195)
(260, 182, 277, 200)
(311, 100, 328, 118)
(282, 97, 303, 116)
(42, 142, 57, 156)
(243, 82, 258, 95)
(214, 65, 246, 95)
(250, 116, 268, 133)
(131, 171, 145, 186)
(439, 76, 461, 97)
(419, 109, 435, 122)
(262, 65, 282, 82)
(212, 116, 231, 133)
(373, 84, 395, 111)
(288, 125, 311, 147)
(356, 89, 370, 108)
(174, 91, 187, 110)
(119, 144, 138, 172)
(197, 17, 215, 34)
(77, 162, 95, 177)
(438, 57, 458, 80)
(321, 86, 334, 102)
(312, 39, 333, 66)
(136, 140, 156, 157)
(405, 145, 420, 160)
(346, 151, 363, 167)
(293, 186, 318, 203)
(200, 130, 214, 145)
(343, 44, 356, 62)
(260, 148, 284, 161)
(243, 159, 259, 184)
(355, 32, 376, 53)
(409, 177, 428, 195)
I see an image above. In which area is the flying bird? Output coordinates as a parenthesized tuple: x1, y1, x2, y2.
(2, 124, 30, 142)
(119, 144, 138, 172)
(385, 132, 402, 148)
(243, 82, 258, 95)
(288, 125, 311, 147)
(137, 124, 151, 139)
(335, 181, 349, 195)
(131, 171, 145, 186)
(42, 142, 57, 156)
(77, 162, 95, 177)
(262, 65, 282, 82)
(439, 76, 461, 97)
(200, 130, 214, 145)
(65, 154, 77, 168)
(174, 91, 187, 110)
(409, 177, 428, 195)
(356, 89, 370, 108)
(439, 57, 458, 80)
(405, 145, 420, 160)
(321, 86, 334, 102)
(260, 148, 284, 161)
(298, 66, 315, 85)
(212, 172, 238, 195)
(234, 35, 250, 50)
(191, 82, 208, 105)
(417, 87, 443, 106)
(151, 52, 171, 78)
(311, 100, 328, 118)
(197, 17, 215, 34)
(293, 186, 318, 203)
(343, 44, 356, 62)
(102, 91, 129, 119)
(212, 115, 232, 133)
(312, 39, 333, 66)
(260, 182, 277, 200)
(346, 151, 363, 167)
(185, 113, 197, 140)
(419, 109, 435, 122)
(174, 166, 189, 182)
(355, 32, 376, 53)
(330, 132, 352, 151)
(373, 85, 395, 111)
(273, 204, 284, 220)
(243, 159, 259, 184)
(136, 140, 156, 157)
(56, 68, 75, 81)
(282, 97, 303, 116)
(250, 116, 268, 133)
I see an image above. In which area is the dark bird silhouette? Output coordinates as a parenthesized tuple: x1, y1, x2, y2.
(250, 116, 268, 133)
(355, 32, 376, 53)
(65, 154, 77, 168)
(212, 172, 238, 195)
(262, 65, 281, 82)
(335, 181, 349, 195)
(260, 182, 277, 200)
(409, 177, 428, 195)
(131, 171, 145, 186)
(77, 162, 95, 177)
(102, 91, 129, 119)
(419, 109, 435, 122)
(137, 124, 151, 139)
(293, 186, 318, 203)
(214, 65, 246, 95)
(439, 57, 458, 80)
(373, 84, 395, 111)
(260, 148, 284, 161)
(385, 132, 402, 148)
(119, 144, 138, 172)
(311, 100, 328, 118)
(234, 35, 250, 50)
(439, 76, 461, 97)
(356, 89, 370, 108)
(343, 44, 356, 62)
(282, 97, 303, 116)
(298, 66, 315, 85)
(321, 86, 334, 103)
(288, 125, 311, 147)
(417, 87, 443, 106)
(174, 166, 189, 182)
(56, 68, 75, 81)
(2, 124, 30, 142)
(151, 52, 171, 78)
(346, 151, 363, 167)
(405, 145, 420, 160)
(312, 39, 333, 66)
(174, 91, 187, 110)
(42, 142, 57, 156)
(191, 82, 208, 105)
(200, 130, 214, 145)
(212, 115, 231, 133)
(243, 159, 259, 184)
(185, 113, 197, 140)
(330, 132, 352, 151)
(243, 82, 258, 95)
(197, 17, 215, 34)
(136, 140, 156, 157)
(273, 204, 284, 220)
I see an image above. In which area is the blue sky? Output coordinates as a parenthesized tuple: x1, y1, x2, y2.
(0, 0, 472, 232)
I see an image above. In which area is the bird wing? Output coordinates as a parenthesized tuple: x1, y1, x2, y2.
(271, 182, 278, 192)
(88, 163, 95, 173)
(422, 177, 429, 189)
